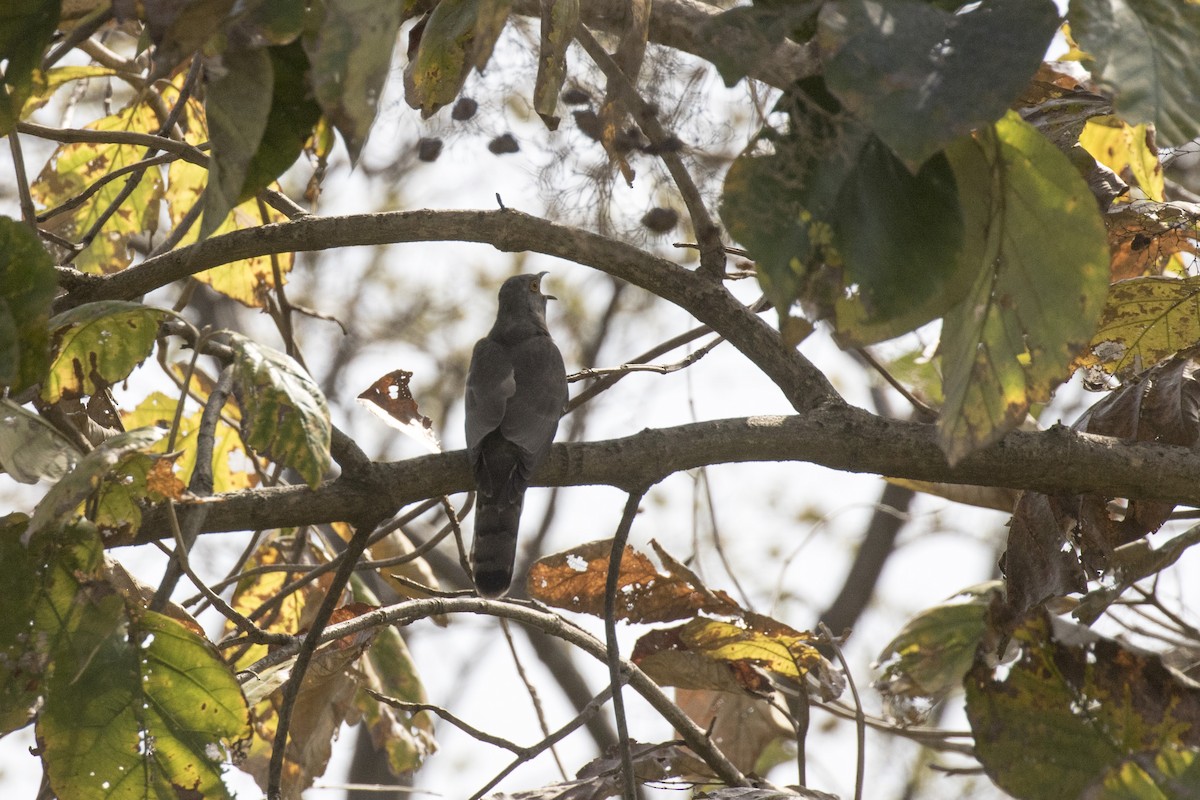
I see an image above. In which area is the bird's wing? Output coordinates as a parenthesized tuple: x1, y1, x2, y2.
(501, 335, 568, 467)
(465, 337, 516, 454)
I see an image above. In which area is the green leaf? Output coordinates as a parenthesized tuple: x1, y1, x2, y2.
(0, 514, 41, 733)
(0, 216, 57, 393)
(966, 612, 1200, 800)
(25, 427, 168, 542)
(0, 0, 61, 135)
(239, 0, 307, 45)
(145, 0, 236, 78)
(532, 0, 578, 128)
(831, 139, 966, 345)
(0, 399, 79, 484)
(1090, 744, 1200, 799)
(227, 332, 331, 487)
(38, 582, 249, 800)
(42, 301, 171, 403)
(1068, 0, 1200, 147)
(404, 0, 512, 117)
(938, 111, 1110, 463)
(202, 45, 274, 238)
(818, 0, 1059, 169)
(875, 582, 1001, 723)
(239, 42, 323, 202)
(303, 0, 405, 162)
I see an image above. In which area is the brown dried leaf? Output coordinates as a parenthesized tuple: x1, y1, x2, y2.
(526, 538, 741, 623)
(674, 689, 792, 775)
(357, 369, 442, 453)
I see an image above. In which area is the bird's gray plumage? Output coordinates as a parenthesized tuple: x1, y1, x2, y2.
(465, 272, 567, 596)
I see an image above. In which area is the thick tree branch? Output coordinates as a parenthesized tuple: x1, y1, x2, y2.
(130, 409, 1200, 544)
(56, 207, 838, 411)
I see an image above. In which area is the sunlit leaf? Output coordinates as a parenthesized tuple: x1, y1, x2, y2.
(31, 102, 165, 274)
(122, 390, 254, 494)
(42, 301, 171, 403)
(0, 216, 57, 393)
(93, 452, 186, 542)
(0, 0, 61, 134)
(20, 65, 116, 119)
(1089, 743, 1200, 799)
(25, 427, 168, 542)
(1078, 118, 1164, 202)
(1069, 0, 1200, 147)
(227, 333, 331, 487)
(202, 44, 274, 237)
(966, 611, 1200, 800)
(938, 111, 1110, 463)
(303, 0, 405, 161)
(818, 0, 1058, 168)
(0, 399, 79, 484)
(1081, 276, 1200, 382)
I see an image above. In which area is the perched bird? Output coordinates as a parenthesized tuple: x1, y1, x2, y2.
(465, 272, 568, 596)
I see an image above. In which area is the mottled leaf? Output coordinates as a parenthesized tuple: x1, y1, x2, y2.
(0, 399, 79, 484)
(202, 44, 274, 237)
(939, 111, 1110, 463)
(0, 0, 61, 134)
(42, 301, 171, 403)
(1069, 0, 1200, 147)
(966, 611, 1200, 800)
(818, 0, 1059, 168)
(0, 216, 57, 393)
(675, 689, 792, 776)
(31, 102, 165, 274)
(1081, 276, 1200, 385)
(527, 538, 742, 624)
(1086, 744, 1200, 799)
(303, 0, 405, 162)
(0, 514, 41, 732)
(19, 65, 117, 118)
(227, 332, 331, 487)
(141, 0, 236, 77)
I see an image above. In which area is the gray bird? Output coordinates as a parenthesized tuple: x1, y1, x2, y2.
(465, 272, 568, 596)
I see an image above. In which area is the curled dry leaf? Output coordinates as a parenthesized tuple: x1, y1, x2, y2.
(358, 369, 442, 454)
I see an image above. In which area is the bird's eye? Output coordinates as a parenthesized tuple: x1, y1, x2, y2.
(529, 280, 538, 293)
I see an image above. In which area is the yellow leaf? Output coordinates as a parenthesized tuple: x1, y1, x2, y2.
(1079, 118, 1164, 202)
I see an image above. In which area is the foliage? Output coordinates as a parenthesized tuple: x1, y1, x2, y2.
(2, 1, 1200, 799)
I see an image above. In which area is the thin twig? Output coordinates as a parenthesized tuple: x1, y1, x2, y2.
(575, 27, 726, 278)
(242, 596, 754, 791)
(567, 335, 725, 383)
(500, 619, 568, 779)
(266, 513, 386, 800)
(365, 691, 521, 753)
(606, 490, 648, 800)
(42, 7, 114, 70)
(8, 131, 38, 229)
(821, 623, 865, 800)
(16, 121, 209, 164)
(855, 347, 938, 422)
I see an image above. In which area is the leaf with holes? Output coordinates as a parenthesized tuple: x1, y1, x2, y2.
(404, 0, 512, 117)
(42, 301, 171, 403)
(228, 333, 331, 487)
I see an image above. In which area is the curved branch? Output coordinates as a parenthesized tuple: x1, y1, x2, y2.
(243, 596, 754, 790)
(56, 207, 838, 410)
(131, 409, 1200, 543)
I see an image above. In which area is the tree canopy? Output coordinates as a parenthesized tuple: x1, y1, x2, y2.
(3, 1, 1200, 799)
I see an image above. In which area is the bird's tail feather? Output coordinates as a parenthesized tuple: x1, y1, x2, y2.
(471, 493, 524, 597)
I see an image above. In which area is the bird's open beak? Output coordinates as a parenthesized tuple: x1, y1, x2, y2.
(536, 271, 557, 300)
